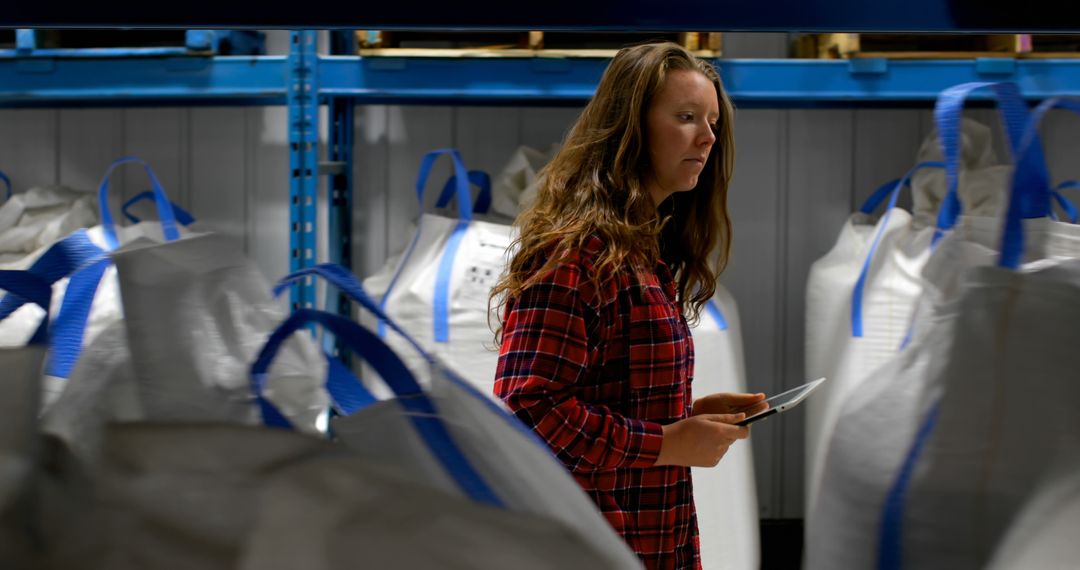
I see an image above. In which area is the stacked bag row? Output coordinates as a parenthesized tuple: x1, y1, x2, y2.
(363, 147, 760, 570)
(0, 158, 646, 568)
(804, 81, 1080, 569)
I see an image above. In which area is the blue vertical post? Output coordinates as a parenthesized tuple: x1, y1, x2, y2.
(326, 97, 354, 357)
(327, 30, 356, 359)
(288, 31, 319, 313)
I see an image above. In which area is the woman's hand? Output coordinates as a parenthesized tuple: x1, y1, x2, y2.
(654, 414, 750, 468)
(691, 391, 768, 418)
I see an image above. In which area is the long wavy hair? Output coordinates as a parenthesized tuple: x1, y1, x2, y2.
(491, 42, 735, 341)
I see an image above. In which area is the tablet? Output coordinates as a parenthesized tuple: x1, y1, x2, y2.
(735, 377, 826, 426)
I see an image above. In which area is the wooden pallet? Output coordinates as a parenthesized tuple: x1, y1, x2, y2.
(356, 31, 721, 58)
(1020, 34, 1080, 58)
(794, 33, 1080, 60)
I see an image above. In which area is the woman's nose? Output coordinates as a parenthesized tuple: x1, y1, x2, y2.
(699, 124, 716, 146)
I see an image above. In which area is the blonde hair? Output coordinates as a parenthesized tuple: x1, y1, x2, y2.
(491, 41, 735, 341)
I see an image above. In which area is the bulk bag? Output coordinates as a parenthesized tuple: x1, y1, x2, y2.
(804, 81, 1053, 570)
(363, 149, 514, 396)
(273, 264, 643, 569)
(689, 286, 759, 570)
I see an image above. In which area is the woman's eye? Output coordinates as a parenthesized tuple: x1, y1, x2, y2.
(678, 113, 694, 121)
(709, 123, 719, 131)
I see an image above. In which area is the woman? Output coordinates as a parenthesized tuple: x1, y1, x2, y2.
(492, 42, 766, 569)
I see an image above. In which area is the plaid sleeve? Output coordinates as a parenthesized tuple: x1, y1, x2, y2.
(494, 261, 663, 472)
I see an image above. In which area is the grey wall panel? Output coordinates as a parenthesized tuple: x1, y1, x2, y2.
(122, 108, 187, 208)
(386, 106, 453, 259)
(1042, 109, 1080, 216)
(454, 107, 521, 178)
(782, 109, 854, 518)
(0, 109, 58, 190)
(1042, 109, 1080, 178)
(723, 109, 786, 518)
(853, 110, 926, 212)
(246, 106, 289, 283)
(354, 105, 391, 278)
(59, 109, 124, 194)
(519, 107, 581, 150)
(190, 108, 248, 249)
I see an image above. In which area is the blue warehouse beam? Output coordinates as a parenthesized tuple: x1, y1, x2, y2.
(318, 56, 1080, 107)
(0, 56, 287, 107)
(0, 55, 1079, 108)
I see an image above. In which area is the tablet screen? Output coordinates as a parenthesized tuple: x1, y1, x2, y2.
(736, 377, 826, 426)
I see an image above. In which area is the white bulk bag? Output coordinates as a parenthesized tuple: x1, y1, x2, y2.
(0, 271, 50, 567)
(237, 455, 618, 570)
(689, 286, 759, 570)
(885, 258, 1080, 570)
(39, 320, 142, 462)
(804, 119, 1026, 509)
(0, 157, 196, 411)
(803, 164, 933, 507)
(40, 232, 329, 466)
(807, 212, 1080, 570)
(363, 149, 514, 396)
(85, 421, 613, 570)
(881, 96, 1080, 570)
(490, 144, 557, 218)
(85, 423, 355, 570)
(804, 81, 1057, 570)
(112, 231, 328, 428)
(268, 265, 643, 569)
(804, 237, 970, 570)
(986, 466, 1080, 570)
(0, 184, 97, 266)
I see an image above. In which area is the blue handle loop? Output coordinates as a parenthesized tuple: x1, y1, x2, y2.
(274, 263, 431, 360)
(250, 308, 503, 507)
(1050, 181, 1079, 224)
(0, 270, 52, 345)
(704, 299, 728, 331)
(0, 231, 105, 350)
(436, 170, 492, 215)
(0, 231, 103, 318)
(97, 157, 181, 250)
(47, 258, 111, 379)
(252, 310, 425, 417)
(932, 82, 1048, 245)
(1001, 97, 1080, 268)
(121, 190, 196, 226)
(274, 264, 433, 414)
(851, 161, 945, 337)
(0, 170, 11, 201)
(416, 149, 473, 221)
(859, 178, 904, 215)
(322, 351, 377, 414)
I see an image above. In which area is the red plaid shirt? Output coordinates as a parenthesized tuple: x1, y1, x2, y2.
(495, 235, 700, 569)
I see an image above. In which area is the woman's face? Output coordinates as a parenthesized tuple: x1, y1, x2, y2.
(643, 69, 719, 207)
